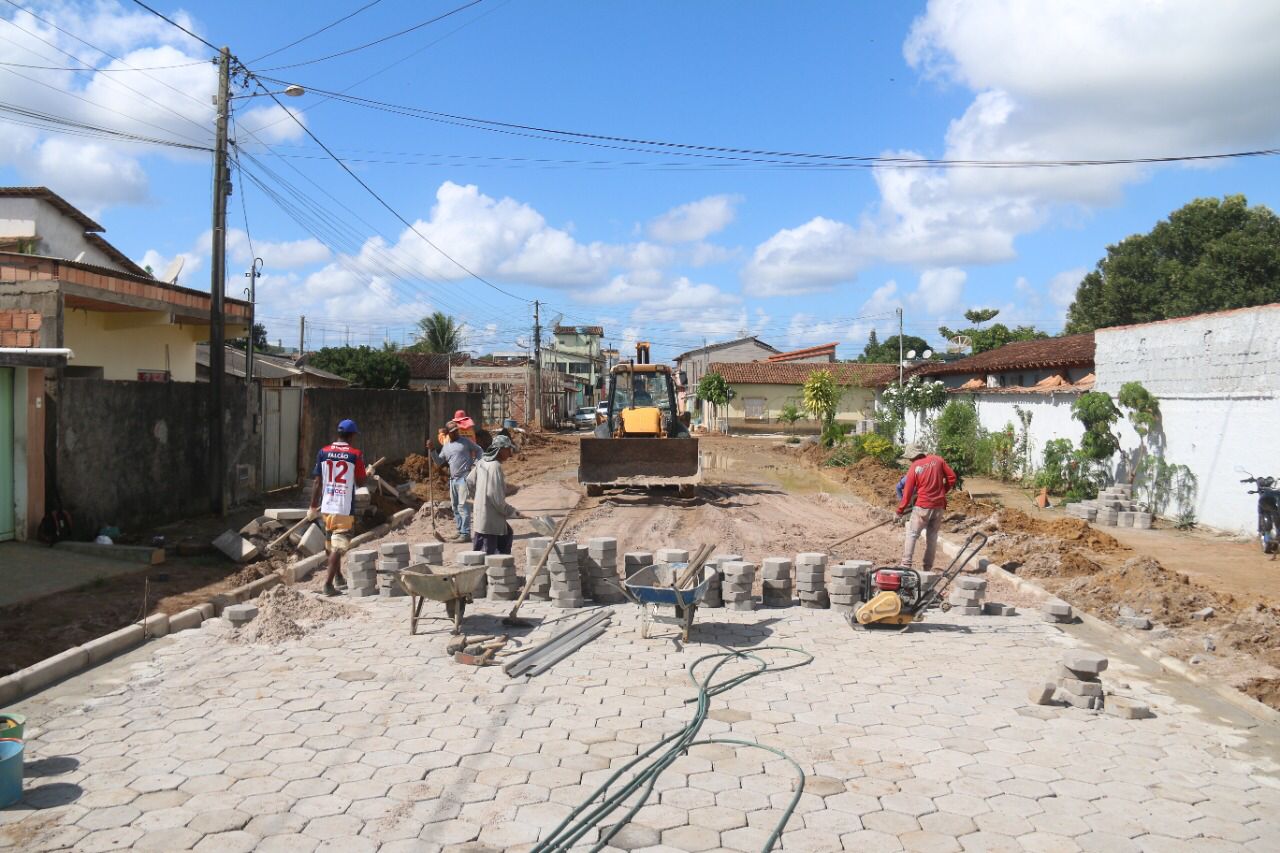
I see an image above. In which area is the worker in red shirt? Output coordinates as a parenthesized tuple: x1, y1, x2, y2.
(896, 444, 957, 571)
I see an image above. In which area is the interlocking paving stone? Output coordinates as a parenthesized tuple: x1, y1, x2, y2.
(3, 595, 1277, 853)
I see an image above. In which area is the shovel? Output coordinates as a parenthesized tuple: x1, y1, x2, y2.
(529, 515, 558, 538)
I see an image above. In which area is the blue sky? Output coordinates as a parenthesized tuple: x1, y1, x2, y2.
(2, 1, 1278, 360)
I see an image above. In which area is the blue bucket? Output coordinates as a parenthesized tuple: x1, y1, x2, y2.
(0, 713, 24, 742)
(0, 739, 23, 808)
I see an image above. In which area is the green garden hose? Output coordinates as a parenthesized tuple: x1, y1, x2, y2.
(531, 645, 814, 852)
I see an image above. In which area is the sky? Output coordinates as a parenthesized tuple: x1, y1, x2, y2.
(2, 0, 1278, 362)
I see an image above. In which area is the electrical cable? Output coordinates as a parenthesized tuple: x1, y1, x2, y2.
(126, 0, 220, 53)
(254, 0, 486, 72)
(0, 99, 211, 150)
(250, 79, 530, 303)
(248, 0, 386, 64)
(532, 645, 812, 852)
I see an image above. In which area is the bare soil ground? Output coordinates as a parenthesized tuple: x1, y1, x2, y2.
(802, 443, 1280, 709)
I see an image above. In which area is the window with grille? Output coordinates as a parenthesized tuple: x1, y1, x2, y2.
(744, 397, 766, 420)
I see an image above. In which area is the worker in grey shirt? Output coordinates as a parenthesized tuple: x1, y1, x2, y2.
(429, 421, 482, 541)
(470, 435, 523, 555)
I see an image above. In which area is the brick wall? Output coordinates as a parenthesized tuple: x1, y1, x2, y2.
(0, 308, 41, 347)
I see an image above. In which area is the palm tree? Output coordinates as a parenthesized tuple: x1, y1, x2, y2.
(413, 312, 465, 353)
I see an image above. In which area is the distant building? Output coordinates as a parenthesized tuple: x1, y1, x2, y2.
(706, 361, 897, 434)
(910, 333, 1096, 390)
(547, 325, 605, 405)
(196, 345, 351, 388)
(673, 336, 780, 415)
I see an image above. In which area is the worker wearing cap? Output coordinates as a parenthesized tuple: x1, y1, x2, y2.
(308, 418, 367, 596)
(429, 421, 482, 542)
(469, 434, 523, 556)
(451, 409, 477, 443)
(896, 444, 957, 572)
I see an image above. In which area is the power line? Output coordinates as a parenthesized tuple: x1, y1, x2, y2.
(0, 58, 206, 71)
(0, 99, 211, 150)
(249, 0, 386, 64)
(254, 0, 487, 72)
(125, 0, 219, 53)
(250, 78, 529, 303)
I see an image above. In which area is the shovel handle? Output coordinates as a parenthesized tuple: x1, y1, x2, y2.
(506, 508, 575, 621)
(829, 517, 894, 552)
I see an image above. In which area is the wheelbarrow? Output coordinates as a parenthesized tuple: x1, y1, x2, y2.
(623, 563, 713, 642)
(399, 564, 488, 636)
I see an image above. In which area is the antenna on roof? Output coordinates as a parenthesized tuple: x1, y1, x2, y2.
(161, 257, 185, 284)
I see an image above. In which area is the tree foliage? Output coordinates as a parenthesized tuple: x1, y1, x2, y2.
(860, 333, 931, 363)
(229, 323, 269, 352)
(777, 402, 805, 433)
(801, 369, 843, 429)
(410, 311, 465, 354)
(963, 308, 1000, 326)
(695, 371, 730, 407)
(308, 346, 410, 389)
(1071, 391, 1122, 461)
(1065, 195, 1280, 333)
(933, 399, 982, 480)
(937, 322, 1049, 355)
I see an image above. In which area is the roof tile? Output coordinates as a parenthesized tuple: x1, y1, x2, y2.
(709, 361, 898, 387)
(913, 333, 1094, 377)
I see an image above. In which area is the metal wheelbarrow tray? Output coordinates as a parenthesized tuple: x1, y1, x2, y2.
(399, 564, 488, 635)
(624, 563, 713, 642)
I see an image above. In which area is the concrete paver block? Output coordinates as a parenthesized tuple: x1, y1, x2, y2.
(213, 531, 259, 563)
(1062, 651, 1108, 676)
(1028, 682, 1057, 705)
(296, 524, 326, 557)
(1059, 677, 1103, 697)
(265, 508, 307, 520)
(224, 604, 259, 626)
(1104, 697, 1153, 719)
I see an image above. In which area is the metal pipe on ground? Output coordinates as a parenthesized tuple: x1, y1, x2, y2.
(503, 611, 611, 678)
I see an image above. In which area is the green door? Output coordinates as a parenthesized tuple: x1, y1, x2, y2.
(0, 367, 13, 541)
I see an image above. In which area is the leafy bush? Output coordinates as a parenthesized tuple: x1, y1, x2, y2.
(1072, 391, 1122, 461)
(308, 346, 410, 389)
(934, 399, 981, 479)
(1035, 438, 1104, 501)
(785, 436, 801, 445)
(823, 432, 901, 467)
(803, 370, 845, 433)
(1135, 455, 1198, 528)
(777, 402, 806, 433)
(820, 421, 848, 448)
(989, 423, 1017, 481)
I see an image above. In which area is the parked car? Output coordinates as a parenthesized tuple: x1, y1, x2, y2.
(596, 400, 609, 417)
(571, 406, 598, 431)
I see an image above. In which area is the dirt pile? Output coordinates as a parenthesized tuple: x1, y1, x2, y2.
(235, 584, 355, 644)
(1053, 556, 1231, 626)
(398, 453, 438, 483)
(226, 554, 288, 588)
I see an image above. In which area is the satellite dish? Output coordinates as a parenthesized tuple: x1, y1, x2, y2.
(73, 251, 86, 262)
(906, 349, 917, 360)
(922, 349, 933, 359)
(161, 257, 185, 284)
(948, 335, 973, 354)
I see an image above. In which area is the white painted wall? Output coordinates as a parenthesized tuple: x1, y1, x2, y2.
(0, 197, 121, 269)
(1095, 305, 1280, 535)
(901, 391, 1081, 467)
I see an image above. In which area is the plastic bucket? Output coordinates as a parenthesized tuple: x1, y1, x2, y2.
(0, 739, 23, 808)
(0, 713, 25, 742)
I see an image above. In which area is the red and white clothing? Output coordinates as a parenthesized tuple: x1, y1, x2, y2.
(312, 441, 367, 525)
(897, 454, 957, 514)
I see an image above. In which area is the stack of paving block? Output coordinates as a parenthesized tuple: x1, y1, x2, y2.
(378, 542, 410, 598)
(547, 542, 584, 608)
(1065, 483, 1153, 529)
(457, 550, 488, 598)
(703, 554, 741, 609)
(947, 575, 987, 615)
(655, 548, 689, 574)
(623, 551, 654, 579)
(1028, 651, 1152, 718)
(410, 541, 444, 567)
(1042, 599, 1074, 624)
(795, 552, 829, 609)
(345, 548, 379, 597)
(721, 561, 756, 611)
(585, 537, 625, 603)
(829, 560, 871, 614)
(524, 537, 553, 600)
(354, 486, 372, 514)
(760, 558, 794, 608)
(486, 554, 521, 601)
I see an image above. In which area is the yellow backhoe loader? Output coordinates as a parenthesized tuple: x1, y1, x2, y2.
(577, 342, 701, 497)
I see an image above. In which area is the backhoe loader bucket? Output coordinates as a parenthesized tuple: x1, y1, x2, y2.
(578, 437, 702, 490)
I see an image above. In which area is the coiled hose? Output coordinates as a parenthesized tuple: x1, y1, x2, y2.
(532, 645, 814, 852)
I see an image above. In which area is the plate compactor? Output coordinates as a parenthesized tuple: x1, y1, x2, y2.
(848, 532, 988, 630)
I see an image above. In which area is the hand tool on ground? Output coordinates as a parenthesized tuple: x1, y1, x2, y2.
(849, 531, 988, 630)
(426, 453, 439, 539)
(827, 517, 895, 554)
(502, 505, 577, 627)
(503, 611, 612, 678)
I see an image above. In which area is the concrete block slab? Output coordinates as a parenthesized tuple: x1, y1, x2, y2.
(1043, 600, 1073, 618)
(1028, 682, 1056, 705)
(1118, 616, 1153, 630)
(265, 508, 307, 520)
(1104, 697, 1152, 719)
(169, 607, 205, 632)
(380, 542, 411, 557)
(224, 604, 259, 626)
(1062, 651, 1109, 675)
(55, 541, 165, 565)
(296, 523, 326, 557)
(458, 550, 487, 565)
(213, 531, 259, 563)
(1059, 677, 1103, 697)
(142, 613, 169, 638)
(957, 576, 987, 591)
(954, 606, 983, 616)
(656, 548, 689, 563)
(83, 623, 146, 664)
(14, 646, 89, 695)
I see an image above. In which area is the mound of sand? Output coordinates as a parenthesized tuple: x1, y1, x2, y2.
(236, 584, 355, 645)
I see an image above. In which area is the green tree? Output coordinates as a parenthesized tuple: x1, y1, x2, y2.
(1065, 195, 1280, 333)
(229, 322, 269, 352)
(1071, 391, 1122, 461)
(308, 346, 411, 389)
(860, 333, 931, 363)
(802, 370, 844, 445)
(933, 399, 982, 480)
(1117, 382, 1160, 484)
(777, 402, 805, 434)
(964, 308, 1000, 326)
(695, 371, 730, 429)
(411, 311, 465, 353)
(937, 322, 1049, 354)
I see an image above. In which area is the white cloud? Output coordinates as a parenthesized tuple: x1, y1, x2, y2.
(226, 231, 330, 269)
(235, 104, 307, 145)
(906, 268, 966, 317)
(1048, 267, 1085, 310)
(138, 247, 201, 284)
(647, 194, 742, 243)
(746, 2, 1280, 296)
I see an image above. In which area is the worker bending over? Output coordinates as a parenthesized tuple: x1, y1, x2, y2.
(896, 444, 957, 572)
(470, 435, 523, 555)
(430, 421, 482, 542)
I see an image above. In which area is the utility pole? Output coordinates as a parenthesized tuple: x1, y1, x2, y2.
(208, 45, 231, 515)
(245, 257, 262, 382)
(897, 306, 905, 442)
(532, 300, 542, 430)
(298, 315, 305, 356)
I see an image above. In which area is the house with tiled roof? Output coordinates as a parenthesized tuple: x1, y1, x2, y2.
(705, 361, 898, 434)
(911, 333, 1095, 392)
(672, 335, 780, 416)
(395, 351, 463, 391)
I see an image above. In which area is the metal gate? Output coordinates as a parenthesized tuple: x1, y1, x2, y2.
(0, 368, 13, 541)
(261, 386, 302, 491)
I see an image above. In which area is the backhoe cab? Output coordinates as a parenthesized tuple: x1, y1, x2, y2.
(577, 342, 701, 497)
